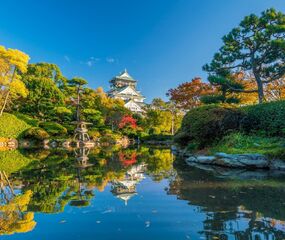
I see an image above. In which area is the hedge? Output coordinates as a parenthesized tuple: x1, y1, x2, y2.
(241, 100, 285, 137)
(174, 105, 244, 147)
(175, 101, 285, 149)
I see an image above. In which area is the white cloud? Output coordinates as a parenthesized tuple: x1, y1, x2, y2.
(86, 60, 93, 67)
(90, 57, 101, 62)
(64, 55, 70, 63)
(106, 57, 115, 63)
(86, 57, 101, 67)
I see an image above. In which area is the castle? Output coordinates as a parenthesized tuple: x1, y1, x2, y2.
(108, 69, 145, 113)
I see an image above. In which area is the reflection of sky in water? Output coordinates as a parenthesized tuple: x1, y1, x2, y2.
(3, 177, 206, 240)
(1, 148, 285, 240)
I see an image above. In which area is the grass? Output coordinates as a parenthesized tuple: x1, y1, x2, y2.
(211, 132, 285, 159)
(0, 113, 31, 139)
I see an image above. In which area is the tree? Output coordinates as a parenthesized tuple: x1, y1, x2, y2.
(167, 77, 215, 110)
(204, 8, 285, 103)
(19, 63, 65, 120)
(0, 45, 29, 116)
(264, 77, 285, 101)
(68, 77, 88, 89)
(201, 72, 258, 105)
(151, 98, 167, 109)
(119, 115, 137, 129)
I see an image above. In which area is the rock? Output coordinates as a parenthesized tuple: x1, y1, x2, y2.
(50, 141, 58, 148)
(186, 155, 216, 165)
(214, 153, 269, 169)
(186, 152, 269, 169)
(269, 160, 285, 171)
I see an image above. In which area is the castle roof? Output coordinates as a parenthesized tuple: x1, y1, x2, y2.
(111, 69, 136, 82)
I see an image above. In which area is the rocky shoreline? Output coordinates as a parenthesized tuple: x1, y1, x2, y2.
(173, 147, 285, 171)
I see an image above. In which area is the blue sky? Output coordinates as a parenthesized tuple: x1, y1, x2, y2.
(1, 0, 284, 102)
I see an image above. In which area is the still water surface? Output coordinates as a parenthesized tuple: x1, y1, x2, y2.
(1, 146, 285, 240)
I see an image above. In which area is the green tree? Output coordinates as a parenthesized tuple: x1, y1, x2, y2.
(19, 63, 65, 120)
(204, 8, 285, 103)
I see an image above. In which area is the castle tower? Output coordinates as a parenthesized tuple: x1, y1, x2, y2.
(108, 69, 145, 113)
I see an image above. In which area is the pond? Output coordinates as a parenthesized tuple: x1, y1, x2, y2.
(0, 146, 285, 240)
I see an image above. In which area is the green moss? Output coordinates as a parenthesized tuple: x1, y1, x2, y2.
(0, 150, 35, 174)
(0, 113, 31, 139)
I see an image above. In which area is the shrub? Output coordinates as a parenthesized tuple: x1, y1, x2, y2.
(39, 122, 67, 136)
(241, 100, 285, 137)
(88, 129, 101, 140)
(0, 113, 31, 139)
(142, 134, 172, 142)
(13, 113, 39, 127)
(22, 127, 50, 140)
(175, 105, 245, 148)
(149, 127, 161, 135)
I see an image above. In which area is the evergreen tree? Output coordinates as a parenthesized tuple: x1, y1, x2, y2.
(204, 8, 285, 103)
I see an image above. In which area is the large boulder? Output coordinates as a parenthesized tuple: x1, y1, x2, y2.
(214, 153, 269, 169)
(269, 160, 285, 171)
(186, 152, 269, 169)
(186, 155, 216, 165)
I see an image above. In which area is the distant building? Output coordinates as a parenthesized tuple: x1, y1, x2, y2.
(108, 69, 145, 113)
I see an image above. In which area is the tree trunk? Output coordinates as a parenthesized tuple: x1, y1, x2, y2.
(256, 76, 264, 104)
(0, 90, 10, 117)
(253, 70, 264, 104)
(0, 67, 16, 117)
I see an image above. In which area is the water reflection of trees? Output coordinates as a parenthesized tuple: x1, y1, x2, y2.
(168, 161, 285, 240)
(0, 171, 36, 235)
(6, 147, 174, 216)
(3, 147, 285, 239)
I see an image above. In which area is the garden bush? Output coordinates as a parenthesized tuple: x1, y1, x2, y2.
(0, 113, 31, 139)
(174, 105, 245, 148)
(241, 100, 285, 137)
(142, 134, 172, 142)
(149, 127, 161, 135)
(22, 127, 50, 140)
(88, 129, 101, 140)
(39, 122, 67, 136)
(14, 113, 39, 127)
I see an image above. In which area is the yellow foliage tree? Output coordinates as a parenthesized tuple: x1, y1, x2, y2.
(264, 78, 285, 101)
(0, 45, 29, 116)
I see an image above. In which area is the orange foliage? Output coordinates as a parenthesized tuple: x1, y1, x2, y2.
(118, 152, 137, 166)
(265, 78, 285, 101)
(167, 77, 216, 110)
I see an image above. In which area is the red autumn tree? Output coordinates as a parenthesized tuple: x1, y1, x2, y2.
(118, 152, 137, 166)
(167, 77, 215, 110)
(118, 115, 137, 129)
